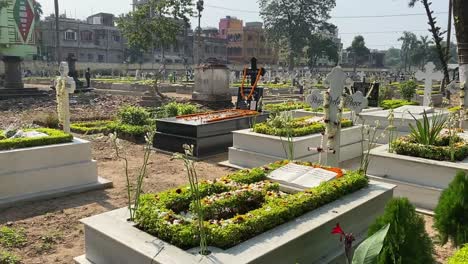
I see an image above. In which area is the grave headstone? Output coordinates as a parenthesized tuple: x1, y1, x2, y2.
(357, 71, 366, 82)
(415, 62, 443, 106)
(236, 57, 265, 111)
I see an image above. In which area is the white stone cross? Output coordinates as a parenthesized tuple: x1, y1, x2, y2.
(415, 62, 443, 107)
(56, 62, 75, 133)
(322, 66, 348, 167)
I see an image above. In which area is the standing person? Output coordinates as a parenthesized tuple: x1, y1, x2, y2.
(85, 68, 91, 88)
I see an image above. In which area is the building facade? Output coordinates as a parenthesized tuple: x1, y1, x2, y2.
(39, 13, 125, 63)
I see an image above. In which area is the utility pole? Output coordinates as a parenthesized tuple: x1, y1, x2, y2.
(196, 0, 204, 65)
(54, 0, 61, 64)
(446, 0, 453, 68)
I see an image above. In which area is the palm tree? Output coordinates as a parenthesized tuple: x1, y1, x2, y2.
(398, 31, 418, 72)
(33, 1, 43, 22)
(413, 36, 433, 70)
(453, 0, 468, 82)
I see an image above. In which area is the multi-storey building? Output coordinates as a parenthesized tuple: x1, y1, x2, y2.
(39, 13, 125, 63)
(192, 28, 228, 64)
(218, 16, 277, 65)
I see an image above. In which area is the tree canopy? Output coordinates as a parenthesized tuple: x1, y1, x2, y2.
(258, 0, 336, 70)
(116, 0, 193, 54)
(306, 34, 339, 68)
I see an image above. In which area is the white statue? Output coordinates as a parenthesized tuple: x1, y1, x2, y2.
(56, 62, 76, 133)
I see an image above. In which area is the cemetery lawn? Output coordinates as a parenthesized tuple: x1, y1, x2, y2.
(0, 93, 457, 264)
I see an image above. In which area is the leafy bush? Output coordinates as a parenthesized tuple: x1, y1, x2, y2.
(399, 80, 418, 101)
(135, 162, 368, 250)
(434, 171, 468, 247)
(0, 128, 73, 151)
(448, 244, 468, 264)
(33, 113, 59, 128)
(107, 122, 153, 141)
(367, 198, 434, 264)
(0, 251, 21, 264)
(0, 226, 26, 248)
(151, 102, 198, 118)
(380, 99, 419, 110)
(118, 105, 151, 126)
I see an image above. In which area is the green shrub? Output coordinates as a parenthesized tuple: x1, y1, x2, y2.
(367, 198, 434, 264)
(0, 226, 26, 248)
(399, 80, 418, 101)
(393, 136, 468, 161)
(0, 251, 21, 264)
(118, 106, 151, 126)
(151, 102, 198, 118)
(380, 99, 419, 110)
(408, 110, 447, 146)
(253, 116, 353, 137)
(0, 128, 73, 151)
(434, 171, 468, 247)
(107, 122, 154, 141)
(263, 102, 312, 112)
(33, 113, 59, 128)
(135, 162, 368, 250)
(448, 244, 468, 264)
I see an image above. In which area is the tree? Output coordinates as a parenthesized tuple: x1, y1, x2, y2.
(385, 48, 402, 69)
(0, 0, 8, 10)
(453, 0, 468, 82)
(116, 0, 193, 99)
(409, 0, 450, 89)
(258, 0, 336, 71)
(33, 1, 43, 22)
(347, 35, 370, 73)
(306, 33, 339, 69)
(398, 31, 418, 72)
(412, 36, 433, 70)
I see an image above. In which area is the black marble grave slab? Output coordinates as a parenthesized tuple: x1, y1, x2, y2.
(154, 113, 269, 158)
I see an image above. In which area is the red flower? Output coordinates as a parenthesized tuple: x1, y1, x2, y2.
(332, 223, 345, 241)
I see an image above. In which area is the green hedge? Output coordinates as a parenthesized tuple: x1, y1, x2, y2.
(70, 121, 114, 134)
(380, 99, 419, 110)
(264, 102, 313, 112)
(107, 122, 154, 141)
(0, 128, 73, 151)
(253, 117, 353, 137)
(393, 136, 468, 161)
(135, 161, 368, 250)
(449, 245, 468, 264)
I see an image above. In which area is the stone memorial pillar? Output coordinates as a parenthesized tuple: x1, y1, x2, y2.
(2, 56, 24, 89)
(192, 58, 231, 103)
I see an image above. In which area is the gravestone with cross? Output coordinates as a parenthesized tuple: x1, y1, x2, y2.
(236, 57, 266, 111)
(357, 71, 366, 83)
(305, 66, 355, 167)
(415, 62, 443, 107)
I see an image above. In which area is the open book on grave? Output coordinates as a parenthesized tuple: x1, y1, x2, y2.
(267, 163, 338, 190)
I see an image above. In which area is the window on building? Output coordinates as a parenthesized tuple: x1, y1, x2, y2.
(213, 46, 218, 54)
(81, 31, 93, 41)
(64, 30, 77, 41)
(248, 35, 253, 41)
(112, 32, 121, 42)
(88, 54, 94, 61)
(98, 55, 105, 62)
(173, 43, 179, 53)
(205, 46, 210, 53)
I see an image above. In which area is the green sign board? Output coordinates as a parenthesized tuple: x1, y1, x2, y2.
(0, 0, 36, 57)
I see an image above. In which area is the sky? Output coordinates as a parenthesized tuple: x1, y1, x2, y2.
(39, 0, 454, 50)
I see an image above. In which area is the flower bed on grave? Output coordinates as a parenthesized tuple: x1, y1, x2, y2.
(135, 160, 367, 250)
(0, 128, 73, 151)
(393, 133, 468, 161)
(253, 115, 353, 137)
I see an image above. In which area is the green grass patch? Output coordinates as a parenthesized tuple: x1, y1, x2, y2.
(393, 136, 468, 161)
(264, 102, 312, 112)
(135, 161, 368, 250)
(0, 128, 73, 151)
